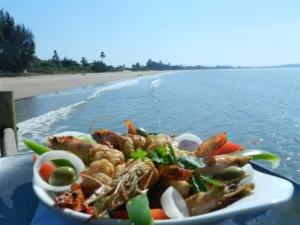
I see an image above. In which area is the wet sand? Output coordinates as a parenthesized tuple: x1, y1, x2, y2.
(0, 71, 160, 100)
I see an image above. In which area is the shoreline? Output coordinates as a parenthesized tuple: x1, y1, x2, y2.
(0, 71, 163, 100)
(2, 67, 298, 101)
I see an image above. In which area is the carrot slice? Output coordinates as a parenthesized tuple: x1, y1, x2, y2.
(210, 141, 243, 156)
(150, 209, 169, 220)
(33, 154, 56, 182)
(113, 209, 169, 220)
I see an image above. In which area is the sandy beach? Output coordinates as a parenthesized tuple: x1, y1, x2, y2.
(0, 71, 160, 100)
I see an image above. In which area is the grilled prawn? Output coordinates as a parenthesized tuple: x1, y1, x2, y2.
(193, 155, 251, 175)
(186, 183, 255, 216)
(83, 159, 159, 218)
(47, 136, 125, 166)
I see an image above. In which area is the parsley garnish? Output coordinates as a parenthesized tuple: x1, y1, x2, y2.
(130, 148, 148, 160)
(149, 144, 177, 166)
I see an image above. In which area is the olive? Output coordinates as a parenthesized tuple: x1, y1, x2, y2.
(49, 166, 76, 186)
(136, 127, 149, 137)
(222, 166, 246, 180)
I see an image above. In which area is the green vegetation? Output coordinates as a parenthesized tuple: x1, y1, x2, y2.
(0, 8, 35, 74)
(0, 8, 234, 77)
(27, 50, 113, 74)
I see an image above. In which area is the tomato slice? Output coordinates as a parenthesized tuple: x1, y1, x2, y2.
(33, 154, 56, 182)
(210, 141, 243, 156)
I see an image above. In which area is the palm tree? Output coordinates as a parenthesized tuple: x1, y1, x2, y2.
(100, 51, 106, 60)
(80, 57, 88, 67)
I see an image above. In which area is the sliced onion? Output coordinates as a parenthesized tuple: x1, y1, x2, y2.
(171, 141, 179, 149)
(240, 163, 255, 185)
(161, 186, 190, 219)
(34, 150, 85, 193)
(175, 133, 203, 152)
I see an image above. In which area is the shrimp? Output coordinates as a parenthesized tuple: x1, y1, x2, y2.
(116, 134, 146, 158)
(92, 130, 146, 158)
(83, 159, 158, 218)
(79, 159, 115, 197)
(158, 165, 191, 181)
(114, 164, 126, 179)
(193, 155, 252, 175)
(47, 136, 89, 149)
(92, 119, 136, 145)
(116, 135, 135, 158)
(185, 183, 255, 216)
(92, 146, 124, 167)
(143, 133, 169, 151)
(47, 136, 92, 164)
(139, 161, 159, 190)
(128, 134, 146, 149)
(125, 119, 136, 135)
(88, 159, 114, 177)
(194, 132, 227, 158)
(80, 172, 112, 198)
(47, 136, 125, 166)
(92, 129, 120, 148)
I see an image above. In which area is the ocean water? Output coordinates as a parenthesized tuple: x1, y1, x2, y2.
(16, 69, 300, 182)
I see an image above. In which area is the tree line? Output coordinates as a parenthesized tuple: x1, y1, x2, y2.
(0, 8, 35, 73)
(0, 8, 233, 76)
(31, 50, 113, 74)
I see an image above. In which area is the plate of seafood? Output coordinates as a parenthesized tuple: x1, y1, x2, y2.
(24, 119, 294, 225)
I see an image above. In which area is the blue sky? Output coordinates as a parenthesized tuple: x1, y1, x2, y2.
(1, 0, 300, 67)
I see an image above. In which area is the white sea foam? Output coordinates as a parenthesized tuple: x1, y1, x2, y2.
(18, 78, 141, 151)
(155, 71, 180, 76)
(37, 88, 98, 98)
(88, 79, 139, 99)
(140, 71, 179, 81)
(17, 101, 86, 151)
(152, 75, 161, 79)
(151, 78, 161, 88)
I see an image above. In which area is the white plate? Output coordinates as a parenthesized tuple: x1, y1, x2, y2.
(33, 132, 294, 225)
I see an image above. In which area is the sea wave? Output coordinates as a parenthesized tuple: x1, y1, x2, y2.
(17, 100, 86, 151)
(88, 79, 139, 99)
(151, 78, 161, 88)
(17, 78, 141, 151)
(37, 88, 98, 98)
(142, 71, 180, 80)
(155, 71, 180, 76)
